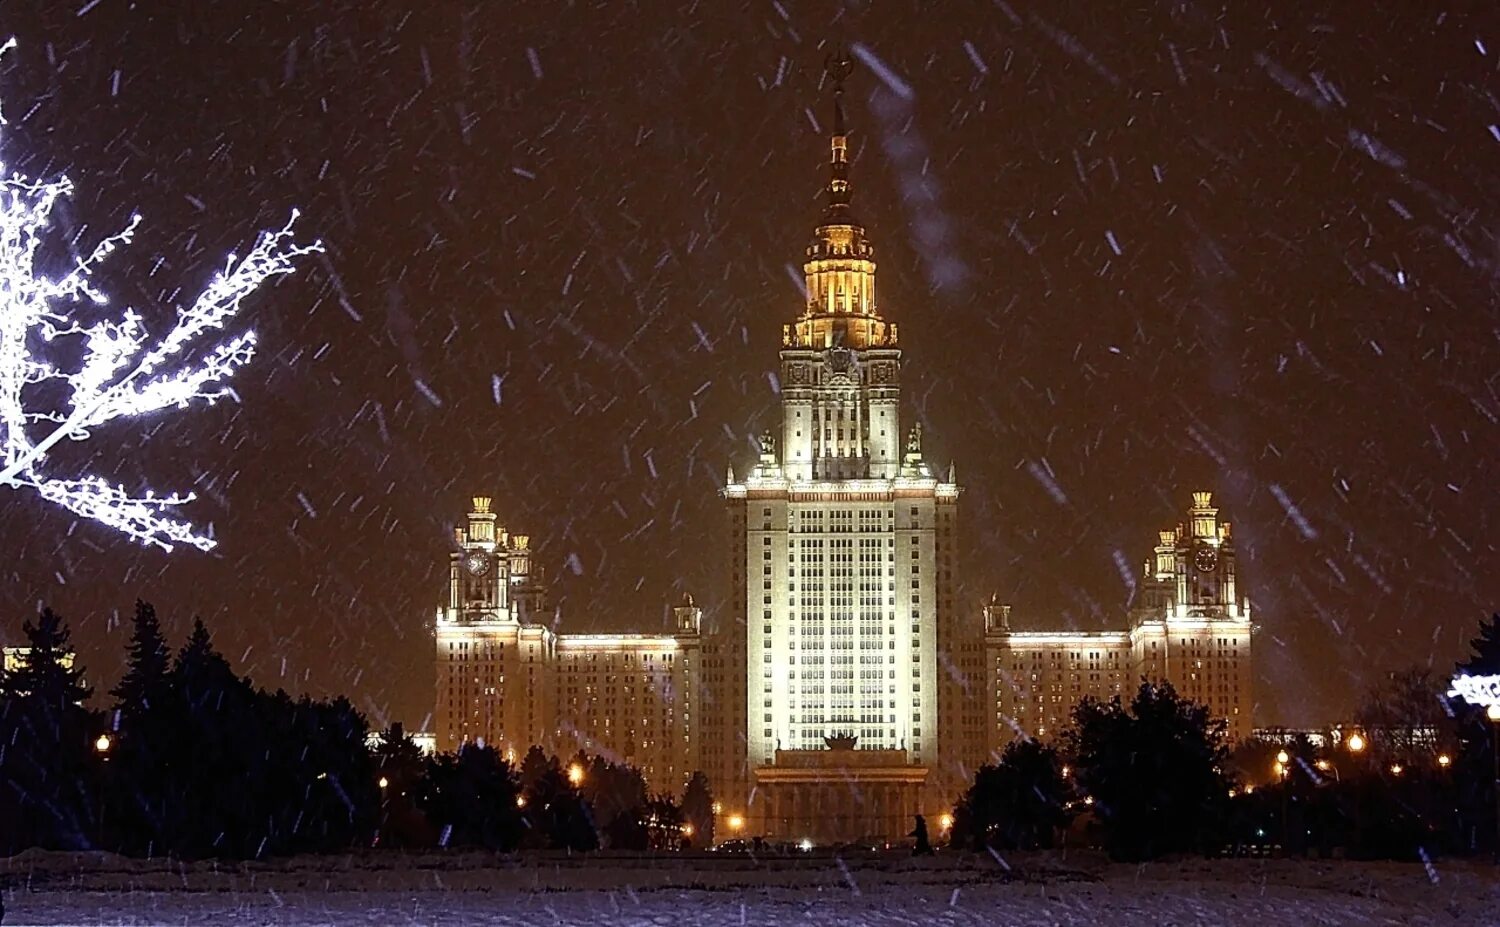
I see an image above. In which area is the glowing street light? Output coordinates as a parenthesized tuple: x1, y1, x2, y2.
(378, 776, 389, 790)
(1389, 764, 1404, 776)
(567, 763, 585, 786)
(682, 823, 695, 838)
(516, 795, 528, 808)
(1315, 759, 1331, 772)
(727, 814, 745, 832)
(1438, 754, 1452, 769)
(94, 733, 112, 754)
(1346, 732, 1366, 754)
(938, 813, 953, 832)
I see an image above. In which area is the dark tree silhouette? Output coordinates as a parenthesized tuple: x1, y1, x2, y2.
(519, 744, 550, 790)
(645, 794, 687, 850)
(681, 771, 715, 847)
(576, 753, 647, 833)
(0, 607, 101, 853)
(1457, 614, 1500, 677)
(2, 607, 92, 707)
(953, 739, 1073, 851)
(110, 600, 170, 722)
(1354, 667, 1453, 766)
(522, 760, 598, 851)
(1452, 613, 1500, 853)
(415, 742, 523, 851)
(1065, 681, 1233, 861)
(370, 723, 432, 847)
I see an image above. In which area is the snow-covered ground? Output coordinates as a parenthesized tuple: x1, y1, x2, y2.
(2, 850, 1496, 925)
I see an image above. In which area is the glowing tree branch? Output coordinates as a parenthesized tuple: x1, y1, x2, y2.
(0, 57, 321, 550)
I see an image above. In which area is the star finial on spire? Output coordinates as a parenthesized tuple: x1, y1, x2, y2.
(821, 48, 855, 219)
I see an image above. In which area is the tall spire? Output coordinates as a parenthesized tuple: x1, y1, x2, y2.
(824, 50, 854, 223)
(787, 47, 890, 349)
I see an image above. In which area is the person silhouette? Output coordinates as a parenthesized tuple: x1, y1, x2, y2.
(910, 814, 933, 856)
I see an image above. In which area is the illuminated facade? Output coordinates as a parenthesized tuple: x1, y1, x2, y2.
(2, 646, 78, 679)
(434, 496, 702, 793)
(715, 58, 985, 842)
(988, 491, 1255, 746)
(431, 64, 1257, 844)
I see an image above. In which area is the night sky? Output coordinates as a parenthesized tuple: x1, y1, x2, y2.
(0, 1, 1494, 731)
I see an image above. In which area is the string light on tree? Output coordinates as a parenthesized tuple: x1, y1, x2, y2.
(0, 39, 321, 551)
(1449, 674, 1500, 711)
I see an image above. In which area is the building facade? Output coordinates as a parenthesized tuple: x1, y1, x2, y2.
(987, 491, 1255, 746)
(716, 62, 984, 840)
(434, 496, 703, 793)
(432, 66, 1254, 843)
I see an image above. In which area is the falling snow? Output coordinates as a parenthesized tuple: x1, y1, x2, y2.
(0, 0, 1486, 758)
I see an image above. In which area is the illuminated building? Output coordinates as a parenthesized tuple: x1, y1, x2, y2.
(713, 55, 983, 844)
(988, 491, 1255, 746)
(434, 496, 702, 793)
(2, 646, 80, 690)
(432, 62, 1255, 844)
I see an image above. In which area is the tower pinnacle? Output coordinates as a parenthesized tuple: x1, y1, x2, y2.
(786, 50, 891, 351)
(824, 50, 855, 223)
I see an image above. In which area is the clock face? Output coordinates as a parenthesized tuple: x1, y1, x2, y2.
(464, 552, 490, 576)
(1193, 547, 1218, 574)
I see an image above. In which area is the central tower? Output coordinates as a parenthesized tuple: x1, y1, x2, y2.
(780, 55, 901, 482)
(719, 56, 972, 843)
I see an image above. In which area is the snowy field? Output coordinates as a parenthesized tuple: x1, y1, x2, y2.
(2, 850, 1497, 926)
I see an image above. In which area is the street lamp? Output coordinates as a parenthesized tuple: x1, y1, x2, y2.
(939, 813, 953, 832)
(1438, 754, 1452, 769)
(1345, 732, 1367, 855)
(1274, 750, 1291, 851)
(727, 814, 745, 833)
(94, 733, 112, 754)
(378, 776, 389, 790)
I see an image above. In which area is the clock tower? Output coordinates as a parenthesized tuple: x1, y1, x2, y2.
(717, 55, 978, 843)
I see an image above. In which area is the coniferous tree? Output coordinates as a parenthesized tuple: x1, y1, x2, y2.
(1457, 614, 1500, 677)
(159, 617, 261, 857)
(0, 607, 101, 852)
(3, 607, 92, 708)
(681, 771, 715, 847)
(1453, 613, 1500, 853)
(371, 724, 431, 848)
(110, 600, 170, 721)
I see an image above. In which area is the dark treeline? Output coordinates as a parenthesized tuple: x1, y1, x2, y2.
(0, 601, 712, 859)
(952, 613, 1500, 862)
